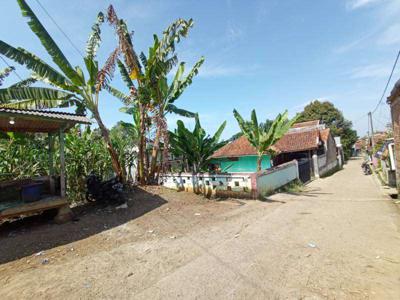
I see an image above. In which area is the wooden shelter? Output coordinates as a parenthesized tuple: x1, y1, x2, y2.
(0, 108, 90, 223)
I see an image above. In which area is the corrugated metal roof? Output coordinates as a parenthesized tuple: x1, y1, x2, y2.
(0, 108, 91, 133)
(0, 108, 91, 124)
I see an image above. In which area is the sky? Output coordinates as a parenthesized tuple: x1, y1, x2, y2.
(1, 0, 400, 139)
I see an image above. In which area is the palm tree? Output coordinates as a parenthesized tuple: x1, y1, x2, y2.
(233, 109, 298, 171)
(169, 115, 227, 173)
(0, 0, 125, 180)
(105, 6, 204, 183)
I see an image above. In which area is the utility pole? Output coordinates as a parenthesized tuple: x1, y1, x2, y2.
(368, 112, 375, 149)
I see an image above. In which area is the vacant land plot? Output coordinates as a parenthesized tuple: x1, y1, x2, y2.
(1, 159, 399, 299)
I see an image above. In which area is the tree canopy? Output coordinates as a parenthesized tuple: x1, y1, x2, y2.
(298, 100, 358, 159)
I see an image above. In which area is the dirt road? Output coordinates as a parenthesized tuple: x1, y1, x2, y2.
(1, 158, 399, 299)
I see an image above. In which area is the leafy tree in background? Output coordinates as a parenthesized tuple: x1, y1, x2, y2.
(233, 109, 298, 171)
(110, 121, 139, 182)
(169, 115, 226, 173)
(298, 100, 358, 160)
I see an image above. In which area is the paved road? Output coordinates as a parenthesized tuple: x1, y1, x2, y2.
(135, 158, 400, 299)
(1, 158, 399, 299)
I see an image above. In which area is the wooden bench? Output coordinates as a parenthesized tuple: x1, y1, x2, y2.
(0, 196, 72, 224)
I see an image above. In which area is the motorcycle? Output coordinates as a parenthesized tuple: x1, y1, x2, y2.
(361, 161, 372, 175)
(85, 172, 125, 205)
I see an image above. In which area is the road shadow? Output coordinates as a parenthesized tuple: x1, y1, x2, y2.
(259, 198, 286, 204)
(270, 187, 333, 198)
(0, 187, 167, 265)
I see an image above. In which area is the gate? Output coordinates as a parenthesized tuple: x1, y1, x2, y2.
(297, 158, 311, 183)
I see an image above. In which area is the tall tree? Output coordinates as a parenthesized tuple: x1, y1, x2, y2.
(105, 6, 204, 184)
(169, 115, 227, 173)
(298, 100, 357, 159)
(0, 0, 125, 180)
(233, 109, 298, 171)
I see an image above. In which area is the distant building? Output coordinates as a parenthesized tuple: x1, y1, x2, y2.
(209, 136, 272, 173)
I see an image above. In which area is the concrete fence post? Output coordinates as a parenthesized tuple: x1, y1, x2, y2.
(293, 159, 299, 180)
(313, 154, 320, 178)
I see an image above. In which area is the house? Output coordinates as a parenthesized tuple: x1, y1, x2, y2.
(374, 138, 396, 187)
(210, 120, 339, 180)
(209, 136, 272, 172)
(273, 120, 339, 178)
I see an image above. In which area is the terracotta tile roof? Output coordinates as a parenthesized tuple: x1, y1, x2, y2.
(273, 129, 320, 153)
(211, 119, 332, 158)
(319, 128, 330, 143)
(211, 129, 322, 158)
(211, 136, 257, 158)
(292, 120, 320, 128)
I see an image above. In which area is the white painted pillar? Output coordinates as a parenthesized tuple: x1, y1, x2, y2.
(294, 159, 299, 180)
(312, 154, 320, 178)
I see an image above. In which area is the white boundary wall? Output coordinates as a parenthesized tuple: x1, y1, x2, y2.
(160, 160, 299, 199)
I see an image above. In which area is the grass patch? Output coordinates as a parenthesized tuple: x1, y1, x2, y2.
(320, 165, 341, 178)
(277, 179, 305, 194)
(258, 179, 305, 199)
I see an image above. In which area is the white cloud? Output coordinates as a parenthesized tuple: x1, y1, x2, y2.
(349, 63, 398, 79)
(346, 0, 381, 10)
(198, 64, 259, 78)
(198, 65, 242, 77)
(378, 23, 400, 46)
(333, 33, 373, 54)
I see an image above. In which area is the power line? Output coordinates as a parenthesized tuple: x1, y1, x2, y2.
(373, 115, 388, 129)
(352, 113, 368, 124)
(0, 55, 24, 81)
(371, 50, 400, 114)
(34, 0, 84, 58)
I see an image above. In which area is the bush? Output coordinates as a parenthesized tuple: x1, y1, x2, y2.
(0, 125, 135, 203)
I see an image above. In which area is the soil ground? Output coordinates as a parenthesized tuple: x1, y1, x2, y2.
(1, 158, 400, 299)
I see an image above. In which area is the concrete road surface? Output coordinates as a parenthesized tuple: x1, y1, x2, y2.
(1, 158, 399, 299)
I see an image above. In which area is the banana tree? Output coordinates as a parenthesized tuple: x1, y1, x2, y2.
(0, 66, 15, 87)
(169, 115, 227, 173)
(0, 0, 125, 180)
(233, 109, 298, 171)
(107, 57, 204, 181)
(105, 6, 204, 183)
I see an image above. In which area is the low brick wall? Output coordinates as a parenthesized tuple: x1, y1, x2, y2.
(160, 172, 255, 198)
(160, 160, 299, 199)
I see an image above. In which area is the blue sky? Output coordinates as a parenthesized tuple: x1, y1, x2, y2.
(1, 0, 400, 138)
